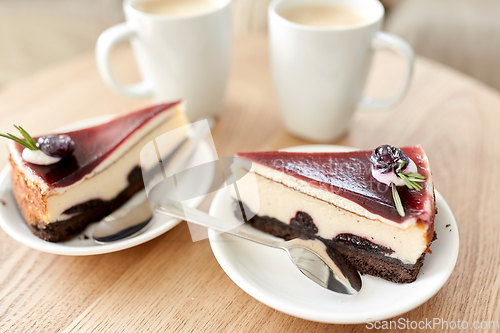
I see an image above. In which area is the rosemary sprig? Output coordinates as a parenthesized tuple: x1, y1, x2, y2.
(0, 125, 39, 150)
(15, 125, 38, 149)
(398, 172, 424, 190)
(391, 183, 405, 217)
(392, 160, 426, 217)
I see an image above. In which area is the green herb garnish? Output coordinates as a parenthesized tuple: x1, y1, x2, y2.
(0, 125, 39, 150)
(392, 160, 426, 217)
(391, 183, 405, 217)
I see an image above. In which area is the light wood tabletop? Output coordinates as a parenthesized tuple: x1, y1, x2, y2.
(1, 35, 500, 332)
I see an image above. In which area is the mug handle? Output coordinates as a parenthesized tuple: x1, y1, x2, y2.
(95, 23, 153, 97)
(358, 31, 414, 110)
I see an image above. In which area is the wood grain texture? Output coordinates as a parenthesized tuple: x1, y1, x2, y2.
(1, 35, 500, 332)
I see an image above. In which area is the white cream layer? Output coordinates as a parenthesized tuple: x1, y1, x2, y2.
(22, 149, 61, 165)
(9, 104, 188, 222)
(232, 168, 431, 264)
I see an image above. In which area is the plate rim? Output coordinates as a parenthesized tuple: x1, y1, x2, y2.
(207, 144, 459, 324)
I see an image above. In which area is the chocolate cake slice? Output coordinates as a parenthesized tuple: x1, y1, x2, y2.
(231, 145, 436, 283)
(7, 102, 188, 242)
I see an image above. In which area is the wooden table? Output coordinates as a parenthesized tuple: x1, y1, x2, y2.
(1, 35, 500, 332)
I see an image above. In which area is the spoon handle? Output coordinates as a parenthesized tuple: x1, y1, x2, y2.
(154, 202, 282, 248)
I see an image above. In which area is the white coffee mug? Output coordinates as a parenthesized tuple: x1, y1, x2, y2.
(96, 0, 232, 121)
(269, 0, 414, 142)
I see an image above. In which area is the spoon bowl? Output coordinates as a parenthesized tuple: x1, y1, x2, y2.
(93, 192, 153, 243)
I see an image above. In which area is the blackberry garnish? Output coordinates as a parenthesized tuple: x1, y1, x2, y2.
(37, 135, 75, 158)
(370, 144, 410, 174)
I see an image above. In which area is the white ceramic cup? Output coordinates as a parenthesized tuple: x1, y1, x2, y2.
(96, 0, 232, 121)
(269, 0, 414, 142)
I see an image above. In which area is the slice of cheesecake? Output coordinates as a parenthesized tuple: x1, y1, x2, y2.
(231, 145, 436, 283)
(8, 102, 188, 242)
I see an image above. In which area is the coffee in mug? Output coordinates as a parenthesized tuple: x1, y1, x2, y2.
(134, 0, 218, 17)
(279, 5, 368, 28)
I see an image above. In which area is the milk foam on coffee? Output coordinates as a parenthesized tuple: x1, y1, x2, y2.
(279, 5, 367, 28)
(134, 0, 218, 17)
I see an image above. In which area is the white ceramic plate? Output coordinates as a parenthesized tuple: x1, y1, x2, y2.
(0, 116, 215, 255)
(208, 144, 459, 324)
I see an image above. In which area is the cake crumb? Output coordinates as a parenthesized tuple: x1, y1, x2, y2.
(83, 235, 89, 240)
(0, 199, 5, 206)
(445, 224, 450, 228)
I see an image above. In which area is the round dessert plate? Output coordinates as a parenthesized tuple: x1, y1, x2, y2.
(208, 144, 459, 324)
(0, 115, 216, 255)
